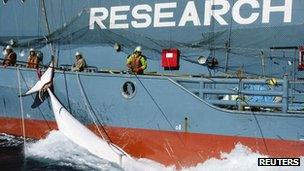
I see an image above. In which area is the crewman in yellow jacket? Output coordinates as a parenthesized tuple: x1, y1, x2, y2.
(126, 46, 147, 74)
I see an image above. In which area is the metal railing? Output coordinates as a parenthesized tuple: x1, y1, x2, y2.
(59, 64, 98, 72)
(173, 75, 299, 113)
(1, 58, 303, 113)
(0, 58, 99, 73)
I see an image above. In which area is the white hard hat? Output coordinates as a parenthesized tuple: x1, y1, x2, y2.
(75, 51, 81, 56)
(6, 45, 12, 50)
(134, 46, 142, 52)
(29, 48, 35, 52)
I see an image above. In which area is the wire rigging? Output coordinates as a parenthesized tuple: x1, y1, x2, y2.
(19, 70, 52, 130)
(40, 0, 56, 60)
(17, 67, 26, 147)
(76, 73, 113, 143)
(235, 78, 269, 153)
(133, 74, 185, 146)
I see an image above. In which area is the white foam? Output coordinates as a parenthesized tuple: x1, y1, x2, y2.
(25, 131, 119, 171)
(183, 143, 304, 171)
(0, 133, 24, 147)
(25, 131, 304, 171)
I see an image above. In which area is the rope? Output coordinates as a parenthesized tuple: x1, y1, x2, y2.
(16, 68, 26, 147)
(76, 74, 129, 158)
(19, 70, 52, 130)
(40, 0, 51, 41)
(224, 0, 234, 73)
(63, 71, 71, 111)
(76, 73, 112, 143)
(133, 74, 184, 166)
(133, 74, 185, 146)
(235, 79, 269, 153)
(40, 0, 56, 63)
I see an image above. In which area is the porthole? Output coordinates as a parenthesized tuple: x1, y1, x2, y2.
(121, 81, 136, 99)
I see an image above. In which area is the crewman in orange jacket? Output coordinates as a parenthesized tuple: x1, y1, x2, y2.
(2, 45, 17, 67)
(27, 48, 39, 69)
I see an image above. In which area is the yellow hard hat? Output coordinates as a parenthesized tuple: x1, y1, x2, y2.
(267, 78, 278, 86)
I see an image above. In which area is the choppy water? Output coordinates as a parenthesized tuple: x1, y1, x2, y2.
(0, 131, 303, 171)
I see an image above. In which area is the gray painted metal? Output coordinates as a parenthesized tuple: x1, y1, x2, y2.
(0, 66, 303, 142)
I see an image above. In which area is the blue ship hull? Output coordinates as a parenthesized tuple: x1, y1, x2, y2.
(1, 0, 304, 167)
(0, 66, 303, 167)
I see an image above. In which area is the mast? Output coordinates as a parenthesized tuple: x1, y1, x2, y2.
(224, 0, 234, 73)
(40, 0, 57, 65)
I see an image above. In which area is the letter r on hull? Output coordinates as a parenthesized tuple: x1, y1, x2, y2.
(204, 0, 230, 26)
(90, 7, 109, 29)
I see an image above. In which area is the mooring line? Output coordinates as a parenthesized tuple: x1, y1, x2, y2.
(236, 78, 269, 153)
(19, 69, 52, 130)
(76, 73, 112, 143)
(16, 67, 26, 148)
(134, 74, 186, 145)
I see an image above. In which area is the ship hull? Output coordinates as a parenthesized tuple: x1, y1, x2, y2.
(1, 0, 304, 168)
(0, 117, 303, 167)
(0, 67, 304, 167)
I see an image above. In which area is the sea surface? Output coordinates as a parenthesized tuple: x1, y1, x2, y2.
(0, 131, 303, 171)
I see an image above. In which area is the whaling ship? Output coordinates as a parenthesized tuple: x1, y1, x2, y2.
(0, 0, 304, 167)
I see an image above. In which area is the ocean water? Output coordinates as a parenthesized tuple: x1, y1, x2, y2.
(0, 131, 303, 171)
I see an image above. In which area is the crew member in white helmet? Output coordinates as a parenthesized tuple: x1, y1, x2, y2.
(72, 51, 87, 72)
(26, 48, 39, 69)
(2, 45, 17, 67)
(126, 46, 147, 74)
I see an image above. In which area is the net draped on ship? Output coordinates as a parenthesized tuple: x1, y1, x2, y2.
(1, 0, 304, 77)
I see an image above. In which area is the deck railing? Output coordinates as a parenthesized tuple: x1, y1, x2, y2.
(1, 58, 303, 113)
(173, 75, 304, 113)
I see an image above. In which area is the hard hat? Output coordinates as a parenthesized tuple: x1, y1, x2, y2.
(6, 45, 12, 50)
(75, 51, 81, 56)
(267, 78, 278, 86)
(29, 48, 35, 52)
(134, 46, 142, 53)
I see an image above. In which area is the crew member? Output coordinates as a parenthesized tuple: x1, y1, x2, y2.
(37, 52, 43, 65)
(26, 48, 39, 69)
(72, 51, 87, 72)
(2, 45, 17, 67)
(126, 46, 147, 74)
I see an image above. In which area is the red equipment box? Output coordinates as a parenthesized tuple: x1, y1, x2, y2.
(161, 48, 180, 69)
(299, 46, 304, 71)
